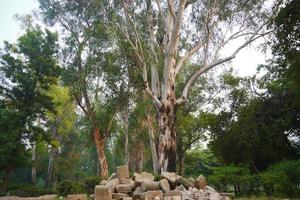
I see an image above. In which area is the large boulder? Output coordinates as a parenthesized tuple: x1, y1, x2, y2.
(142, 181, 160, 191)
(116, 184, 132, 194)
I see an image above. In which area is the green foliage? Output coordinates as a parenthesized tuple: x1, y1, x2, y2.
(55, 180, 85, 197)
(260, 160, 300, 197)
(83, 176, 101, 195)
(208, 165, 260, 195)
(8, 185, 54, 197)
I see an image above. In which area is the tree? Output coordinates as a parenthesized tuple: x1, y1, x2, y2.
(0, 27, 60, 191)
(38, 0, 124, 178)
(116, 0, 277, 172)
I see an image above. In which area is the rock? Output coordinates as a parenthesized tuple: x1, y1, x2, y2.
(108, 173, 117, 181)
(159, 179, 170, 192)
(164, 196, 181, 200)
(205, 185, 216, 192)
(161, 172, 177, 186)
(176, 177, 193, 189)
(90, 194, 95, 199)
(95, 185, 112, 200)
(100, 180, 107, 185)
(116, 165, 130, 184)
(220, 192, 235, 199)
(142, 181, 160, 191)
(106, 178, 120, 192)
(187, 177, 195, 183)
(195, 175, 206, 190)
(123, 197, 133, 200)
(132, 186, 143, 200)
(112, 193, 129, 200)
(116, 184, 132, 193)
(164, 190, 182, 197)
(143, 190, 163, 200)
(67, 194, 87, 200)
(134, 172, 155, 183)
(174, 185, 185, 191)
(40, 195, 59, 200)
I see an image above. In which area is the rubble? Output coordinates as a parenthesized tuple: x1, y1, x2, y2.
(93, 165, 231, 200)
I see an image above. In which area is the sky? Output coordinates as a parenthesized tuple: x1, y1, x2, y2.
(0, 0, 270, 77)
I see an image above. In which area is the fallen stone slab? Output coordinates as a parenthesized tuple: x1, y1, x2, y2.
(159, 179, 170, 192)
(67, 194, 87, 200)
(95, 185, 112, 200)
(176, 177, 193, 189)
(143, 190, 163, 200)
(161, 172, 177, 186)
(112, 193, 129, 200)
(164, 190, 182, 197)
(116, 184, 132, 193)
(142, 181, 160, 191)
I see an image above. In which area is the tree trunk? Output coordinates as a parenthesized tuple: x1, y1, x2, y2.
(31, 144, 37, 185)
(1, 166, 12, 192)
(45, 148, 57, 187)
(93, 126, 109, 179)
(157, 101, 177, 173)
(134, 142, 144, 173)
(123, 113, 129, 165)
(177, 132, 184, 175)
(146, 111, 159, 174)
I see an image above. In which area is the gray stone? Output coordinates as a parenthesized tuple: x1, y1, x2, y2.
(174, 185, 185, 191)
(142, 181, 160, 191)
(176, 177, 193, 189)
(187, 177, 194, 183)
(100, 180, 107, 185)
(95, 185, 112, 200)
(123, 197, 133, 200)
(159, 179, 170, 192)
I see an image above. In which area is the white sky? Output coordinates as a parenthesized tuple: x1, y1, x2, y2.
(0, 0, 270, 77)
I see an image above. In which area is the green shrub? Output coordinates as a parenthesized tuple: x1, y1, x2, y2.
(56, 180, 85, 196)
(83, 176, 101, 195)
(260, 160, 300, 197)
(8, 185, 54, 197)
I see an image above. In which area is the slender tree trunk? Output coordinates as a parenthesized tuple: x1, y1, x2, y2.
(145, 111, 159, 174)
(31, 144, 37, 185)
(46, 148, 57, 187)
(93, 126, 109, 179)
(157, 100, 177, 173)
(1, 166, 12, 192)
(123, 113, 129, 165)
(177, 132, 184, 175)
(134, 143, 144, 173)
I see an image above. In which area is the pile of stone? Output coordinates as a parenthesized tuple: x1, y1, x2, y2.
(94, 165, 230, 200)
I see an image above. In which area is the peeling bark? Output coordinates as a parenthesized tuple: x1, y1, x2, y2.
(93, 126, 109, 179)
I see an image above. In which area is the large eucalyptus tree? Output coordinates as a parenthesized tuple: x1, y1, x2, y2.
(116, 0, 278, 172)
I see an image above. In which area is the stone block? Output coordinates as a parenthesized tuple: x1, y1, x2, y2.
(95, 185, 112, 200)
(67, 194, 87, 200)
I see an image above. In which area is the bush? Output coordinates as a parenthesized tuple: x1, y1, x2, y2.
(56, 180, 85, 196)
(83, 176, 101, 195)
(208, 165, 260, 196)
(8, 185, 54, 197)
(260, 160, 300, 197)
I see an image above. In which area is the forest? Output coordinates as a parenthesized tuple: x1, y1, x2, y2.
(0, 0, 299, 199)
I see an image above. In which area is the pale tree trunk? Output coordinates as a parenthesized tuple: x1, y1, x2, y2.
(145, 109, 159, 174)
(31, 144, 37, 185)
(93, 127, 109, 179)
(46, 148, 57, 187)
(133, 143, 144, 173)
(123, 112, 129, 165)
(177, 132, 184, 175)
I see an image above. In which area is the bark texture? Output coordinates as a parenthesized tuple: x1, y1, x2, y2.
(93, 127, 109, 179)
